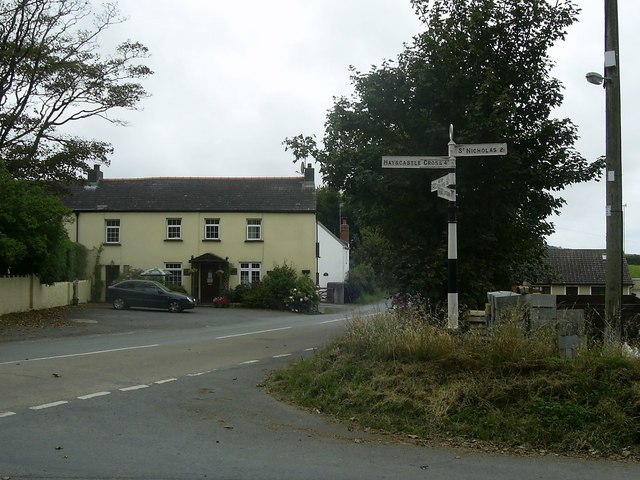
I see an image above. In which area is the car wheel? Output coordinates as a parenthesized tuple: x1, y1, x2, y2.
(113, 298, 127, 310)
(168, 300, 183, 313)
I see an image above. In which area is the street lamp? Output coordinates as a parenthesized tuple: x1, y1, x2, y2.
(585, 72, 606, 85)
(586, 0, 623, 340)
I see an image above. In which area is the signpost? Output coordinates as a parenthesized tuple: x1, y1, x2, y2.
(453, 143, 507, 157)
(430, 173, 455, 191)
(382, 125, 507, 329)
(435, 186, 456, 202)
(381, 156, 455, 169)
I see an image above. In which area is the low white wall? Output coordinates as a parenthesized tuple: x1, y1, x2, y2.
(0, 275, 92, 315)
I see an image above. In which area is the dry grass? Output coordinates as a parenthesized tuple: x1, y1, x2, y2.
(268, 305, 640, 458)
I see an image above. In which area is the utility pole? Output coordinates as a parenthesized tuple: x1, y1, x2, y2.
(604, 0, 623, 340)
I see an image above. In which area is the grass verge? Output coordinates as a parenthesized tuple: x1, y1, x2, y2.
(267, 308, 640, 459)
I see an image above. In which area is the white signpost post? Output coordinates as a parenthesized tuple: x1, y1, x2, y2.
(382, 125, 507, 329)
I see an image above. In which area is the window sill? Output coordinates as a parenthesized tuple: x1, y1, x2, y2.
(202, 239, 221, 242)
(164, 238, 183, 242)
(103, 242, 121, 246)
(245, 239, 263, 243)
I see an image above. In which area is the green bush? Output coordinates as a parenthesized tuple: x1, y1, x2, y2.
(240, 263, 319, 312)
(242, 281, 270, 309)
(345, 262, 376, 303)
(284, 275, 320, 313)
(228, 283, 251, 303)
(38, 237, 88, 283)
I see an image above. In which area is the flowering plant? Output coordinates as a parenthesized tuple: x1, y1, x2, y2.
(284, 276, 320, 313)
(213, 296, 229, 308)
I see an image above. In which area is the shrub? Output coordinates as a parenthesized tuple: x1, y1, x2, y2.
(285, 275, 320, 313)
(344, 262, 376, 303)
(242, 281, 269, 309)
(240, 263, 319, 312)
(260, 263, 299, 310)
(228, 283, 251, 303)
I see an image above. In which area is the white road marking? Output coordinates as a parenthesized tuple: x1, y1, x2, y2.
(216, 327, 291, 339)
(30, 401, 68, 410)
(0, 411, 16, 418)
(119, 384, 149, 392)
(77, 392, 111, 400)
(304, 348, 315, 352)
(187, 370, 213, 377)
(320, 318, 346, 324)
(154, 378, 177, 384)
(0, 344, 160, 365)
(273, 353, 292, 358)
(240, 360, 260, 365)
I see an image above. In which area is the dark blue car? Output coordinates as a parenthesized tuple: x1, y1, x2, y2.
(107, 280, 196, 313)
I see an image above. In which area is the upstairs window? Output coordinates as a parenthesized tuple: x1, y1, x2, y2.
(204, 218, 220, 240)
(167, 218, 182, 240)
(246, 218, 262, 240)
(105, 219, 120, 244)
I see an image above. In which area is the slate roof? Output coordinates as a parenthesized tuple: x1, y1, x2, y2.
(544, 248, 633, 286)
(61, 177, 316, 213)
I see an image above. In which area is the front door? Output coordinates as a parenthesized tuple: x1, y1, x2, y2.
(200, 265, 221, 303)
(105, 264, 120, 299)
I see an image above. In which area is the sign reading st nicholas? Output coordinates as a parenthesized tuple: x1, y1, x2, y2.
(452, 143, 507, 157)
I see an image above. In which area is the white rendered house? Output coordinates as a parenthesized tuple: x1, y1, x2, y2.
(317, 220, 349, 289)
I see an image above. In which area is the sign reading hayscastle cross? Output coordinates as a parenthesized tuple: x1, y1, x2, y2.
(381, 156, 455, 169)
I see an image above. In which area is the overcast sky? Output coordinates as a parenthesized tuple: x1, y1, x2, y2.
(69, 1, 639, 253)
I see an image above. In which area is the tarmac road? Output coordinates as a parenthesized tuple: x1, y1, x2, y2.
(1, 303, 639, 479)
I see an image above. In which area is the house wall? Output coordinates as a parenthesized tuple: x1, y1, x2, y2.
(549, 284, 633, 295)
(317, 223, 349, 288)
(550, 285, 591, 295)
(0, 275, 91, 315)
(67, 211, 317, 293)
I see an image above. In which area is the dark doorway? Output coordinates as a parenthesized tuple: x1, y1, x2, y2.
(200, 264, 222, 302)
(105, 264, 120, 296)
(105, 264, 120, 286)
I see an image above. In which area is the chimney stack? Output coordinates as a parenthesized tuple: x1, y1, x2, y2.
(340, 218, 349, 244)
(87, 164, 103, 182)
(304, 163, 313, 182)
(302, 163, 314, 190)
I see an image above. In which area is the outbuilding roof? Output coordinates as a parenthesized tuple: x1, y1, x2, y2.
(544, 247, 633, 286)
(61, 176, 316, 213)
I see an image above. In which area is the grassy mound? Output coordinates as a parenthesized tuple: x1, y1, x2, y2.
(268, 309, 640, 458)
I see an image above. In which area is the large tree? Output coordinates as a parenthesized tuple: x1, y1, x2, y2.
(0, 168, 75, 282)
(287, 0, 602, 305)
(0, 0, 152, 182)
